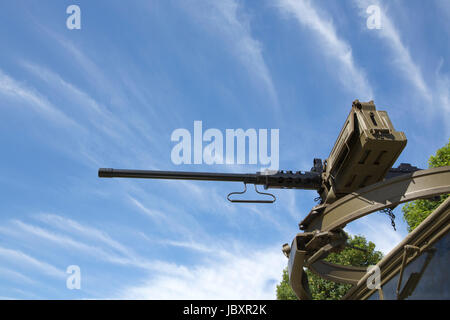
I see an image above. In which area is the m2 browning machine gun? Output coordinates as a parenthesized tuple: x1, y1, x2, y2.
(98, 100, 450, 299)
(98, 100, 419, 204)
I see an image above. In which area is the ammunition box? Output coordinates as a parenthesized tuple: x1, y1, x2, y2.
(322, 100, 407, 203)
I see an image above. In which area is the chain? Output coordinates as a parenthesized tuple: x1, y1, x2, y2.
(380, 208, 396, 231)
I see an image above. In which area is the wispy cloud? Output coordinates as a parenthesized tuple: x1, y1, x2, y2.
(128, 196, 165, 219)
(435, 59, 450, 115)
(276, 0, 374, 100)
(20, 62, 124, 139)
(36, 214, 132, 257)
(0, 246, 65, 279)
(119, 245, 285, 299)
(18, 61, 166, 168)
(47, 32, 116, 97)
(2, 213, 288, 299)
(4, 214, 210, 273)
(0, 266, 38, 285)
(0, 68, 81, 129)
(157, 239, 215, 254)
(7, 219, 156, 269)
(182, 0, 278, 107)
(125, 191, 214, 240)
(353, 0, 450, 131)
(354, 0, 430, 99)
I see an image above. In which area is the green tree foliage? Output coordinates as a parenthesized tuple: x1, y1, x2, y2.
(276, 268, 298, 300)
(276, 235, 383, 300)
(402, 139, 450, 232)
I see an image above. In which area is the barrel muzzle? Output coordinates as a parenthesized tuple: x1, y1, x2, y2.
(98, 168, 114, 178)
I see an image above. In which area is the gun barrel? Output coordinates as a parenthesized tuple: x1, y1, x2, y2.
(99, 168, 257, 183)
(98, 168, 322, 190)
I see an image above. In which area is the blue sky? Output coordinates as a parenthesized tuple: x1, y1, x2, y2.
(0, 0, 449, 299)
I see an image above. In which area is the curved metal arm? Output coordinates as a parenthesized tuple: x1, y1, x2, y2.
(304, 166, 450, 232)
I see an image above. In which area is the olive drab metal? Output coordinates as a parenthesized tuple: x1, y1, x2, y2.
(98, 100, 450, 300)
(319, 100, 407, 204)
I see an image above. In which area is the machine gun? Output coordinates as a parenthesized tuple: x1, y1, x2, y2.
(98, 100, 450, 299)
(98, 163, 418, 204)
(99, 100, 419, 205)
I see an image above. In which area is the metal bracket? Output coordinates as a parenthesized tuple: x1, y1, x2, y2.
(396, 245, 436, 300)
(227, 183, 276, 203)
(288, 167, 450, 300)
(378, 287, 384, 300)
(396, 245, 419, 299)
